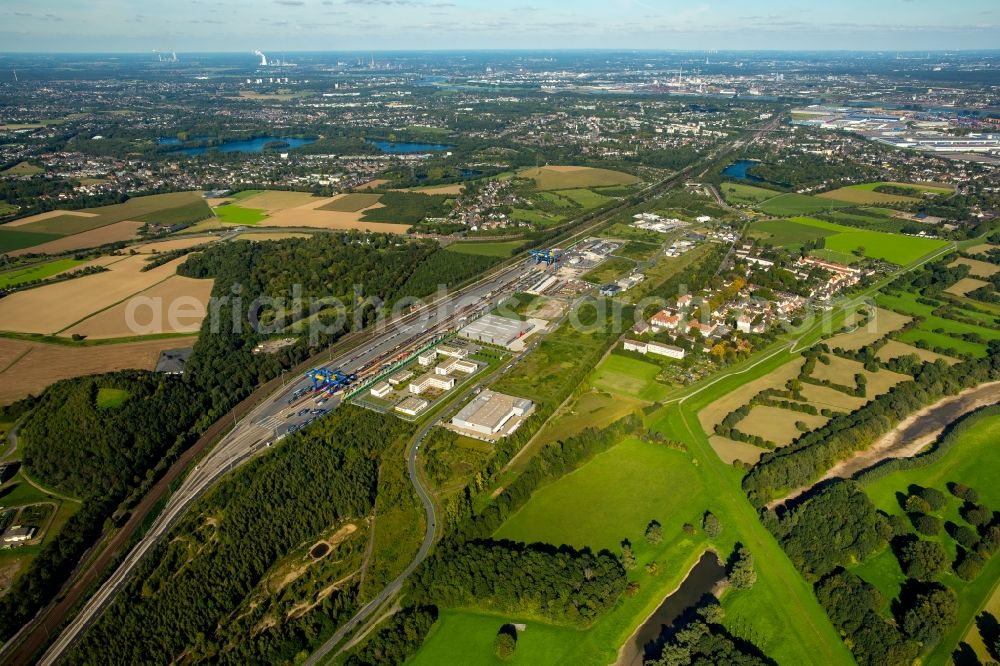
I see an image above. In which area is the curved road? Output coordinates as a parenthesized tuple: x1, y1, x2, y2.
(35, 121, 778, 665)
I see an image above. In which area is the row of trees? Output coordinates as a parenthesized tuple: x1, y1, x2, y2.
(409, 540, 626, 626)
(742, 347, 1000, 506)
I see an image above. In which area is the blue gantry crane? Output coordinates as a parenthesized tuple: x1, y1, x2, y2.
(305, 368, 355, 392)
(530, 249, 561, 265)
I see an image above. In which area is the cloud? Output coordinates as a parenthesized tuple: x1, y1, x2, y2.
(275, 0, 305, 5)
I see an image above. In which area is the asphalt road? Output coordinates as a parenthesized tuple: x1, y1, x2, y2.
(35, 120, 778, 664)
(36, 258, 540, 665)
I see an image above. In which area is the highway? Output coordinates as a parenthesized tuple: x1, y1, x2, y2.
(36, 258, 541, 665)
(35, 119, 778, 664)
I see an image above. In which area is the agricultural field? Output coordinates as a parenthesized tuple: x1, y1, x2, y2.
(749, 217, 837, 249)
(0, 255, 208, 336)
(318, 193, 383, 212)
(720, 182, 779, 205)
(0, 258, 87, 288)
(824, 308, 911, 350)
(876, 339, 958, 365)
(751, 216, 949, 265)
(950, 257, 999, 278)
(757, 193, 853, 216)
(738, 406, 829, 447)
(518, 166, 641, 191)
(818, 186, 920, 205)
(589, 353, 672, 403)
(0, 202, 19, 216)
(444, 240, 525, 258)
(0, 336, 195, 404)
(214, 204, 267, 225)
(581, 257, 634, 285)
(945, 277, 989, 296)
(228, 190, 319, 212)
(551, 188, 613, 209)
(809, 356, 910, 396)
(697, 357, 806, 436)
(878, 291, 1000, 357)
(0, 192, 212, 256)
(62, 274, 214, 339)
(966, 244, 998, 256)
(128, 237, 218, 254)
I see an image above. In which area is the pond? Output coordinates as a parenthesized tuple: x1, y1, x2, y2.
(160, 136, 316, 156)
(366, 139, 454, 154)
(720, 159, 765, 183)
(617, 551, 727, 666)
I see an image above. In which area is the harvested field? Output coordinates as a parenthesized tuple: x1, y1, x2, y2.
(709, 435, 766, 465)
(738, 405, 829, 447)
(518, 166, 640, 191)
(7, 221, 143, 257)
(0, 337, 193, 405)
(797, 383, 867, 411)
(4, 210, 98, 229)
(697, 357, 805, 434)
(62, 275, 214, 339)
(950, 257, 999, 278)
(945, 277, 989, 296)
(0, 255, 190, 334)
(398, 183, 465, 195)
(356, 179, 388, 190)
(811, 357, 909, 396)
(129, 237, 218, 254)
(817, 188, 918, 205)
(966, 244, 998, 256)
(232, 190, 319, 212)
(263, 208, 407, 233)
(177, 219, 223, 234)
(825, 308, 911, 350)
(810, 355, 862, 385)
(876, 340, 958, 365)
(318, 193, 383, 212)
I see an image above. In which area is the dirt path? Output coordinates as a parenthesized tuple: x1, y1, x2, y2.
(770, 381, 1000, 509)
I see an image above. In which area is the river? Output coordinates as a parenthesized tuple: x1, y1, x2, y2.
(771, 381, 1000, 509)
(615, 551, 727, 666)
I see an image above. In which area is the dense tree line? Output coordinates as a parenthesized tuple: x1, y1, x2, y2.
(409, 539, 626, 626)
(743, 349, 1000, 506)
(344, 606, 439, 666)
(64, 407, 414, 665)
(396, 249, 501, 299)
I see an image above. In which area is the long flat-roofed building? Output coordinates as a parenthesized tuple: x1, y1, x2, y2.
(451, 390, 534, 439)
(458, 314, 533, 348)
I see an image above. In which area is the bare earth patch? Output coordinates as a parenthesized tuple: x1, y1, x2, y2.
(949, 257, 999, 278)
(876, 340, 958, 365)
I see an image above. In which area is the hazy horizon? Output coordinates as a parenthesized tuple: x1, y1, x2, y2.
(2, 0, 998, 53)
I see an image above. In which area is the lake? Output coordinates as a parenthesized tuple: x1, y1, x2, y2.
(160, 136, 316, 156)
(721, 159, 765, 183)
(366, 139, 453, 154)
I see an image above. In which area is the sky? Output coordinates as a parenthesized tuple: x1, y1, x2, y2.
(1, 0, 998, 53)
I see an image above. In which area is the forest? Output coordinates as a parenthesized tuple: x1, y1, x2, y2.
(409, 539, 626, 625)
(19, 372, 205, 499)
(64, 407, 414, 665)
